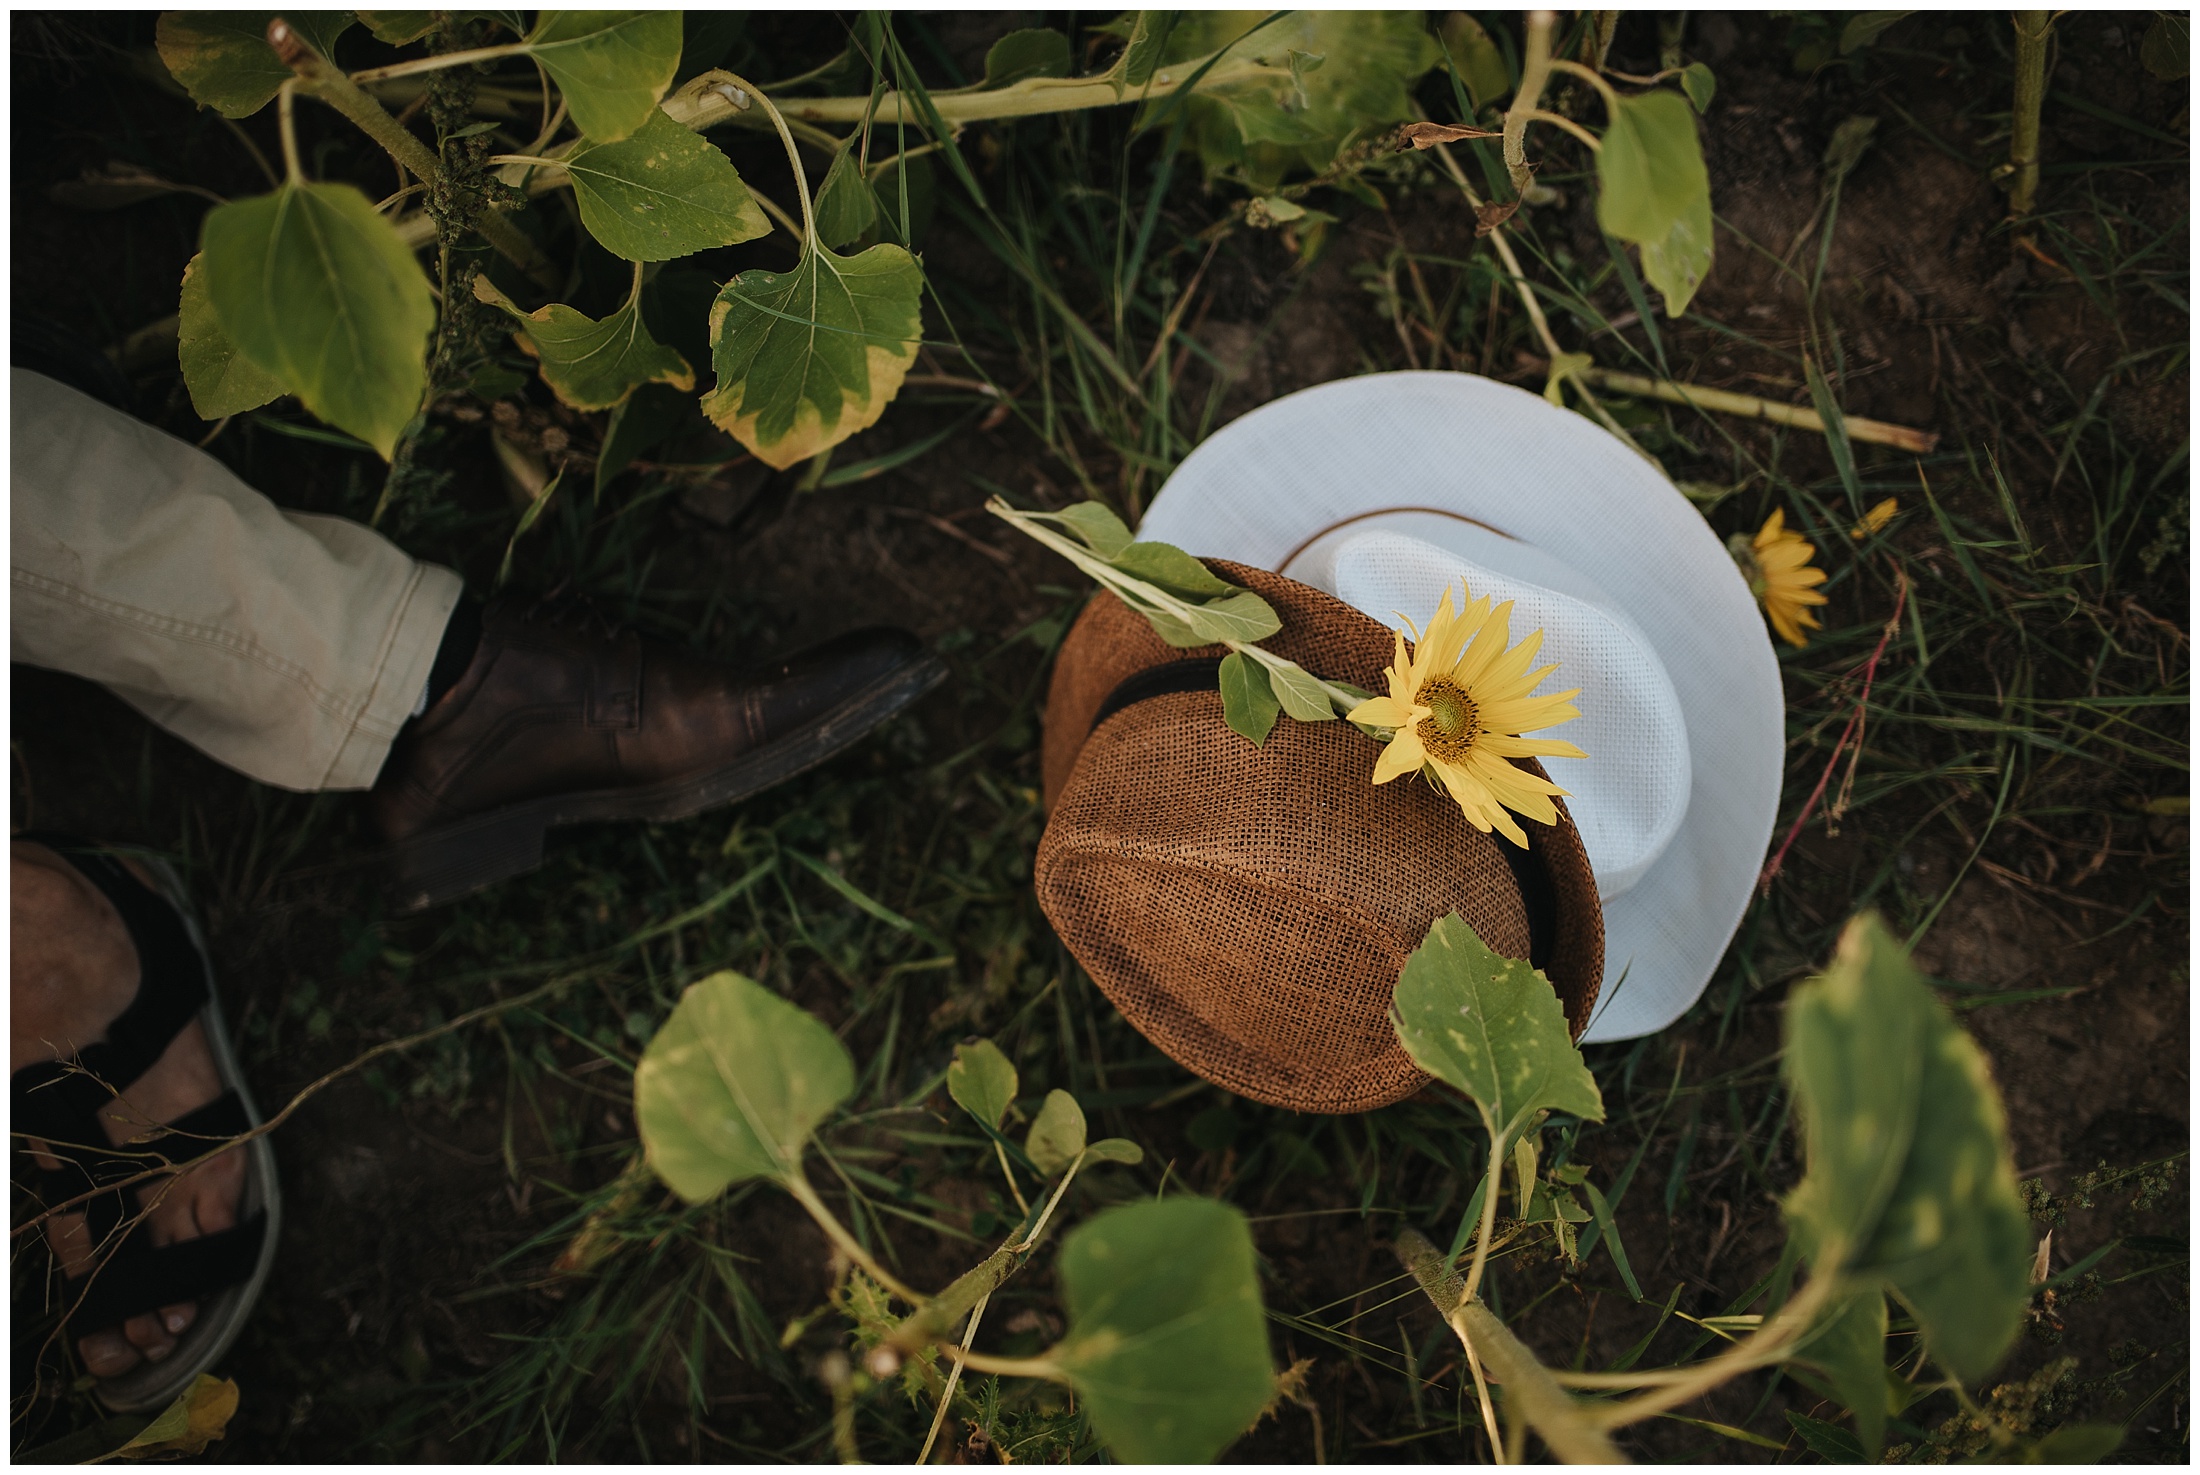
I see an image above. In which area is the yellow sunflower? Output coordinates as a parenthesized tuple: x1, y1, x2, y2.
(1345, 583, 1587, 847)
(1731, 508, 1829, 648)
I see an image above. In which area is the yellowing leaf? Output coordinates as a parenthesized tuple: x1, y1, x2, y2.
(177, 252, 286, 420)
(109, 1374, 239, 1459)
(524, 10, 684, 142)
(1149, 11, 1440, 188)
(473, 276, 692, 411)
(702, 241, 922, 471)
(1596, 89, 1714, 317)
(199, 181, 434, 458)
(561, 110, 771, 263)
(156, 12, 354, 118)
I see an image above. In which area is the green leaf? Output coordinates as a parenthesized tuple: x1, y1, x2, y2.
(1086, 1137, 1144, 1166)
(156, 11, 355, 118)
(1050, 501, 1135, 559)
(1170, 590, 1284, 645)
(1595, 88, 1714, 317)
(1439, 12, 1512, 111)
(1839, 11, 1915, 54)
(2142, 12, 2189, 80)
(813, 146, 879, 252)
(199, 181, 433, 459)
(1783, 914, 2033, 1384)
(1024, 1089, 1087, 1175)
(177, 253, 287, 420)
(982, 27, 1071, 87)
(561, 109, 771, 263)
(1217, 651, 1282, 746)
(870, 149, 936, 245)
(1390, 914, 1604, 1136)
(524, 10, 684, 142)
(1108, 540, 1238, 599)
(1055, 1197, 1275, 1463)
(1117, 10, 1175, 89)
(702, 241, 923, 471)
(497, 466, 563, 588)
(632, 969, 855, 1203)
(1798, 1289, 1890, 1458)
(1680, 61, 1716, 113)
(1149, 11, 1440, 189)
(595, 381, 690, 496)
(946, 1039, 1017, 1132)
(1266, 658, 1337, 722)
(356, 11, 438, 45)
(2018, 1423, 2127, 1463)
(1785, 1411, 1865, 1464)
(473, 276, 692, 411)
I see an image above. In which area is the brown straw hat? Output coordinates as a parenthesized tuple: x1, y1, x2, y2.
(1036, 561, 1604, 1115)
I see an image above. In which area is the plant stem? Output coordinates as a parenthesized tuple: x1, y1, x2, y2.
(1395, 1228, 1622, 1463)
(950, 1348, 1064, 1381)
(349, 42, 531, 85)
(993, 1139, 1032, 1218)
(276, 81, 303, 183)
(2008, 12, 2054, 240)
(1460, 1112, 1510, 1305)
(918, 1291, 989, 1463)
(1543, 361, 1940, 452)
(1588, 1269, 1842, 1430)
(716, 70, 815, 243)
(780, 1172, 925, 1304)
(1503, 11, 1560, 199)
(266, 18, 556, 288)
(1017, 1153, 1084, 1249)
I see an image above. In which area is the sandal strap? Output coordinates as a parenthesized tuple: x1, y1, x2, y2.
(60, 1213, 268, 1334)
(17, 1089, 252, 1229)
(12, 832, 209, 1094)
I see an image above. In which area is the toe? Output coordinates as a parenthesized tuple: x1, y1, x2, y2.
(122, 1312, 176, 1362)
(79, 1330, 140, 1378)
(160, 1302, 199, 1338)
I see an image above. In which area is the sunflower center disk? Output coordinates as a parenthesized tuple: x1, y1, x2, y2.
(1414, 676, 1482, 762)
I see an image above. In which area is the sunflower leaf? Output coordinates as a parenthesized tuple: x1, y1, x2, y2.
(473, 276, 692, 411)
(1048, 501, 1135, 559)
(1055, 1197, 1275, 1463)
(1595, 88, 1714, 317)
(702, 240, 922, 471)
(1783, 914, 2032, 1383)
(813, 145, 879, 251)
(1266, 658, 1338, 722)
(157, 12, 355, 118)
(982, 27, 1072, 87)
(1171, 590, 1284, 646)
(1391, 914, 1603, 1136)
(524, 10, 684, 142)
(632, 969, 854, 1203)
(1025, 1089, 1088, 1175)
(946, 1038, 1017, 1132)
(1108, 541, 1238, 599)
(178, 253, 287, 420)
(1218, 652, 1282, 746)
(199, 181, 434, 458)
(561, 110, 771, 263)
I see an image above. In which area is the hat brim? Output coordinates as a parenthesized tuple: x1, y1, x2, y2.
(1136, 372, 1783, 1041)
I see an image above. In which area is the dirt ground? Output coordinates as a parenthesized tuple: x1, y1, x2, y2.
(11, 11, 2188, 1463)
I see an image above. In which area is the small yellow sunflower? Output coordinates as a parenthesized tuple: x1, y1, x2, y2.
(1345, 583, 1587, 847)
(1731, 508, 1829, 648)
(1850, 497, 1898, 540)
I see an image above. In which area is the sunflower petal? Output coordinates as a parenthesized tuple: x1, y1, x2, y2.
(1371, 727, 1427, 783)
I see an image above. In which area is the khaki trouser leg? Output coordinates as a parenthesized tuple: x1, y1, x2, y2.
(10, 369, 464, 792)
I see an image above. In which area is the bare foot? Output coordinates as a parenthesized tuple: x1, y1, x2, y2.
(13, 841, 247, 1379)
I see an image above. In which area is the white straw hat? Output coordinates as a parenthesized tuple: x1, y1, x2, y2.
(1136, 371, 1783, 1041)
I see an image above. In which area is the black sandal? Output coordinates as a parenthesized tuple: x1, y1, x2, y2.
(11, 835, 280, 1414)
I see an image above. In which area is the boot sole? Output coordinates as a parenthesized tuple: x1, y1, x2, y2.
(387, 654, 947, 911)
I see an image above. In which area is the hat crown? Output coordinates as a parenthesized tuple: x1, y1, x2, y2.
(1291, 527, 1691, 901)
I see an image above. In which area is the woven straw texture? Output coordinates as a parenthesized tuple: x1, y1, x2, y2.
(1037, 563, 1603, 1114)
